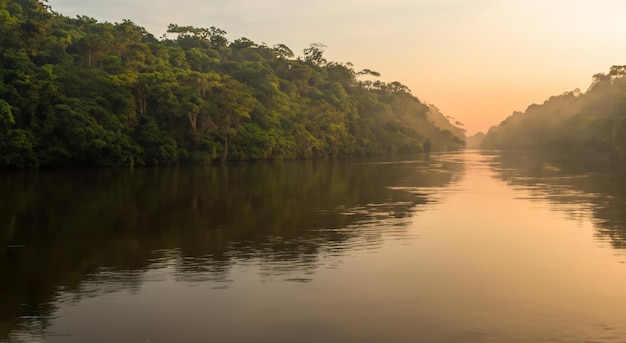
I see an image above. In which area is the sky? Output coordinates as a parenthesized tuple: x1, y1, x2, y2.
(46, 0, 626, 135)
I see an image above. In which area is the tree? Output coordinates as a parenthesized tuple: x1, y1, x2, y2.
(0, 99, 15, 129)
(69, 16, 114, 67)
(272, 44, 294, 59)
(166, 24, 227, 50)
(208, 78, 256, 161)
(303, 43, 327, 66)
(0, 0, 465, 168)
(0, 99, 38, 168)
(133, 116, 178, 165)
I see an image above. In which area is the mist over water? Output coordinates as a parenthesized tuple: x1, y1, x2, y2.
(2, 151, 626, 342)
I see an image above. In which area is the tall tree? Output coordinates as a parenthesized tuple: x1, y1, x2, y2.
(208, 78, 256, 161)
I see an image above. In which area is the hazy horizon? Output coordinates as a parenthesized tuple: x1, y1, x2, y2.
(47, 0, 626, 135)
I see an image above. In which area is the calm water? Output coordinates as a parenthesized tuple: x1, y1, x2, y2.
(2, 151, 626, 342)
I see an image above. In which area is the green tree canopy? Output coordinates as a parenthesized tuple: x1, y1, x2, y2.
(0, 0, 465, 168)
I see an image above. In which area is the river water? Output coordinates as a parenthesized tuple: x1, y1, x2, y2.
(2, 150, 626, 342)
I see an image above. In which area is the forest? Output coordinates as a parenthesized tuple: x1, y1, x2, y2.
(0, 0, 465, 168)
(481, 65, 626, 160)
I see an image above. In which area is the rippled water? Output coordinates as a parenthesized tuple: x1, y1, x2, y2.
(2, 151, 626, 342)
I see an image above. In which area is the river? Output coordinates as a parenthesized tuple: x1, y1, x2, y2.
(2, 150, 626, 342)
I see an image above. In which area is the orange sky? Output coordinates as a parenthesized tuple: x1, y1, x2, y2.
(48, 0, 626, 135)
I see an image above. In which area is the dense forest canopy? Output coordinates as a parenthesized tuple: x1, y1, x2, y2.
(0, 0, 465, 168)
(482, 65, 626, 160)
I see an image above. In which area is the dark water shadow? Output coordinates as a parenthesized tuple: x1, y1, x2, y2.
(0, 154, 465, 341)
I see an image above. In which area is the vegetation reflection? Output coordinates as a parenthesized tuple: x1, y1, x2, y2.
(488, 151, 626, 251)
(0, 155, 464, 340)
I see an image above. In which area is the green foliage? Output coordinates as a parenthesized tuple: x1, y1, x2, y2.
(483, 67, 626, 161)
(0, 129, 38, 168)
(133, 116, 178, 165)
(0, 0, 464, 168)
(230, 122, 276, 160)
(0, 99, 15, 129)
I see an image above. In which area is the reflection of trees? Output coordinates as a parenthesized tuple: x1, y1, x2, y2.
(488, 151, 626, 250)
(0, 155, 464, 340)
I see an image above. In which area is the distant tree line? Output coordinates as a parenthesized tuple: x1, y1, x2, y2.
(482, 65, 626, 160)
(0, 0, 464, 168)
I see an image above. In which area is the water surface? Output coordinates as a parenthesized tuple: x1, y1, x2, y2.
(2, 151, 626, 342)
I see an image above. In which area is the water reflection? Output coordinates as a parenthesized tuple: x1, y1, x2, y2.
(0, 155, 464, 341)
(487, 151, 626, 252)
